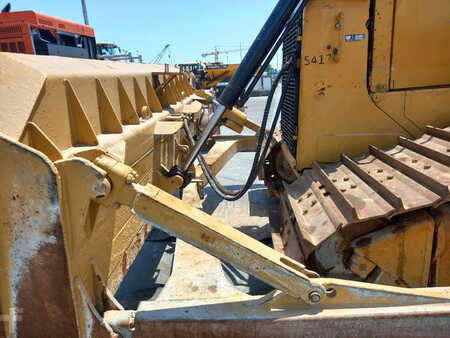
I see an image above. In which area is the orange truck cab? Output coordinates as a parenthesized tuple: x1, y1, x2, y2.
(0, 10, 97, 59)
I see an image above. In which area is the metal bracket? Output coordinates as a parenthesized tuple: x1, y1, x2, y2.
(93, 155, 326, 304)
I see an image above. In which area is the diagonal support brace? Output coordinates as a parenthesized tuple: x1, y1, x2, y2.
(94, 155, 326, 304)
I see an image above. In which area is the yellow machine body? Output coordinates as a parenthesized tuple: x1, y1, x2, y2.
(201, 62, 240, 89)
(290, 0, 450, 169)
(0, 53, 207, 336)
(266, 0, 450, 297)
(179, 62, 240, 89)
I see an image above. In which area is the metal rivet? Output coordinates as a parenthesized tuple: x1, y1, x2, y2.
(309, 291, 322, 303)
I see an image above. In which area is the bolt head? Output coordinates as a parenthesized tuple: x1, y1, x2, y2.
(309, 291, 321, 304)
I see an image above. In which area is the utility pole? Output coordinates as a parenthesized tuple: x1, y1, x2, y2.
(81, 0, 90, 26)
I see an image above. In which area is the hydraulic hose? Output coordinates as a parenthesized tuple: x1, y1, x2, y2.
(236, 6, 304, 107)
(219, 0, 304, 108)
(184, 59, 294, 201)
(182, 0, 309, 174)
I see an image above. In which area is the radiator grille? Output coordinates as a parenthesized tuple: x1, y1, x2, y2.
(281, 18, 302, 157)
(0, 25, 23, 34)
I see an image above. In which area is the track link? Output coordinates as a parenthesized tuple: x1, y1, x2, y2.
(277, 126, 450, 287)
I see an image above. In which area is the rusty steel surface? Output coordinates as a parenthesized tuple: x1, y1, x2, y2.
(0, 136, 79, 337)
(111, 308, 450, 338)
(280, 127, 450, 288)
(283, 128, 450, 252)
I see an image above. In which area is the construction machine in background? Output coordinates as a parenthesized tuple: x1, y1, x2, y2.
(0, 7, 142, 63)
(179, 62, 240, 89)
(0, 9, 97, 58)
(0, 0, 449, 337)
(96, 42, 143, 63)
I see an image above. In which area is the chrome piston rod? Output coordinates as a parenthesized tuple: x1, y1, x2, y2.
(182, 100, 226, 172)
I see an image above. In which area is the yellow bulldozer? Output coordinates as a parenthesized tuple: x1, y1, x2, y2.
(0, 0, 449, 337)
(179, 62, 240, 89)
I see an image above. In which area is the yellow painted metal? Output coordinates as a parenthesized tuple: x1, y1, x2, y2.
(1, 129, 449, 336)
(369, 0, 395, 92)
(296, 0, 450, 170)
(351, 210, 435, 287)
(349, 253, 377, 279)
(224, 107, 261, 133)
(0, 53, 205, 337)
(201, 63, 240, 89)
(433, 204, 450, 287)
(91, 154, 450, 308)
(0, 0, 449, 334)
(130, 183, 325, 303)
(179, 62, 240, 89)
(80, 153, 322, 303)
(390, 0, 450, 89)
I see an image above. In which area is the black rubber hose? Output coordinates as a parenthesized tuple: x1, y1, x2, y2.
(218, 0, 303, 108)
(236, 6, 303, 107)
(184, 59, 293, 201)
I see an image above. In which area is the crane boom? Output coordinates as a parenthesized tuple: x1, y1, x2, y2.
(153, 44, 171, 64)
(201, 46, 247, 62)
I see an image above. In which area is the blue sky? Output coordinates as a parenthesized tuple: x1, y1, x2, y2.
(9, 0, 280, 65)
